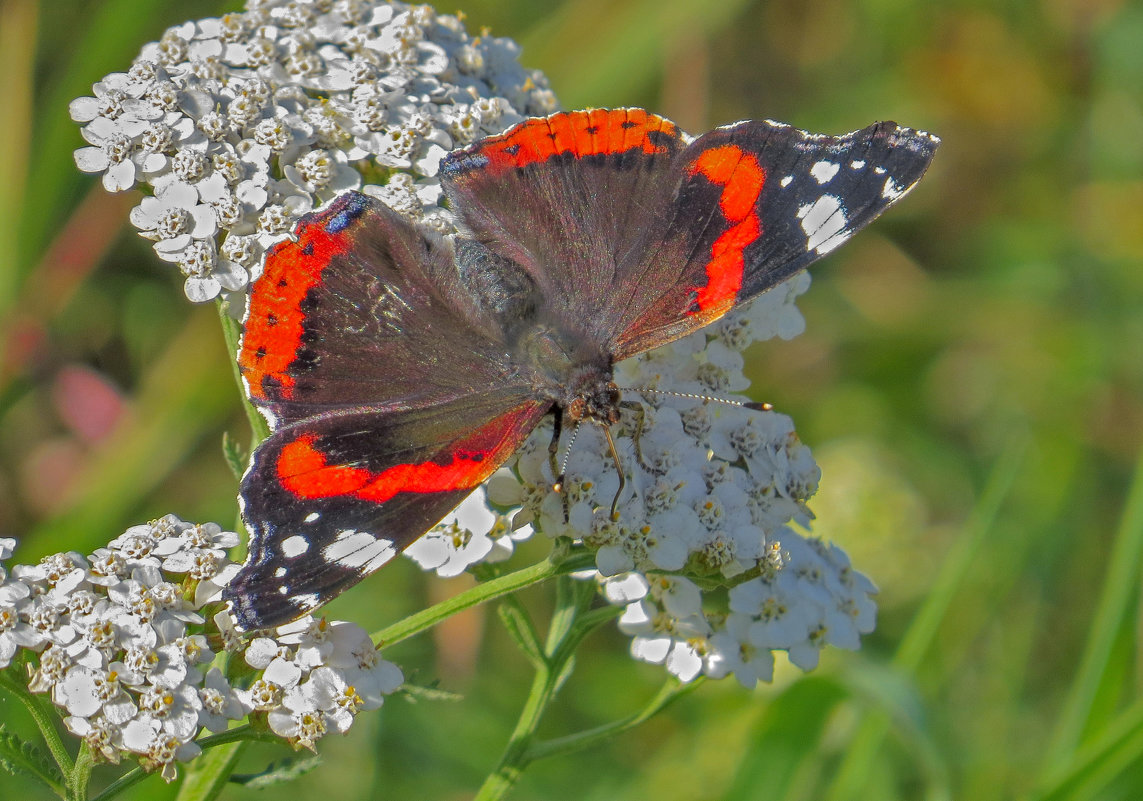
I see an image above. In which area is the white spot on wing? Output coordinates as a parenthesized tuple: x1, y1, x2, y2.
(810, 160, 840, 184)
(288, 592, 320, 610)
(282, 535, 309, 558)
(304, 512, 320, 524)
(874, 166, 886, 175)
(797, 195, 849, 254)
(850, 159, 865, 169)
(323, 531, 398, 570)
(780, 175, 793, 188)
(881, 176, 905, 201)
(274, 567, 286, 578)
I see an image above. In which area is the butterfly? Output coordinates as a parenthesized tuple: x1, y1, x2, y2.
(222, 108, 938, 630)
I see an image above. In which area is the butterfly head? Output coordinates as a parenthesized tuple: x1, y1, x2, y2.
(563, 377, 622, 426)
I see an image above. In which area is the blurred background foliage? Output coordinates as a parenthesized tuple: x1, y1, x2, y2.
(2, 0, 1142, 799)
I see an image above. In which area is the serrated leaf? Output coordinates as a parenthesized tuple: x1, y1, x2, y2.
(222, 431, 247, 480)
(549, 653, 577, 696)
(399, 682, 464, 704)
(498, 603, 546, 667)
(0, 724, 66, 793)
(230, 755, 323, 788)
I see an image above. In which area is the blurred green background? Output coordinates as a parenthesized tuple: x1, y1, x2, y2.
(2, 0, 1143, 799)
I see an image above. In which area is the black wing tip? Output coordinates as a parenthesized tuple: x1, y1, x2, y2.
(869, 121, 941, 165)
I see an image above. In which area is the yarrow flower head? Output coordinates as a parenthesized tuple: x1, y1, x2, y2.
(71, 0, 556, 302)
(477, 273, 880, 687)
(0, 516, 402, 782)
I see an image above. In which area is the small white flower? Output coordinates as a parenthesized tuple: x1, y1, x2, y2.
(267, 683, 327, 750)
(53, 666, 137, 723)
(129, 182, 218, 245)
(704, 616, 776, 688)
(406, 488, 497, 576)
(156, 238, 248, 302)
(198, 667, 249, 732)
(65, 714, 123, 764)
(69, 78, 157, 126)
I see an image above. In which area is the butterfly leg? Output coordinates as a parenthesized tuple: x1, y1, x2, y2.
(601, 425, 625, 521)
(620, 400, 652, 473)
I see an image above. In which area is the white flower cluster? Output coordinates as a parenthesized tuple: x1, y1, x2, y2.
(473, 275, 879, 687)
(70, 0, 556, 302)
(0, 516, 402, 781)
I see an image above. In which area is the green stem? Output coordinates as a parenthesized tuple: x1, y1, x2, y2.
(0, 667, 75, 779)
(196, 725, 282, 749)
(474, 584, 620, 801)
(216, 299, 269, 444)
(475, 662, 556, 801)
(174, 741, 248, 801)
(69, 742, 94, 801)
(87, 766, 148, 801)
(372, 548, 596, 648)
(86, 726, 279, 801)
(527, 676, 703, 762)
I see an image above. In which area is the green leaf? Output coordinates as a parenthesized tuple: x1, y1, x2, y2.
(221, 431, 247, 481)
(498, 602, 546, 668)
(0, 723, 67, 797)
(399, 682, 464, 704)
(230, 755, 323, 788)
(218, 299, 271, 445)
(548, 653, 577, 696)
(1034, 697, 1143, 801)
(1044, 447, 1143, 766)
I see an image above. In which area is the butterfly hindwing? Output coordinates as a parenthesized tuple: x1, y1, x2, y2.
(225, 392, 550, 629)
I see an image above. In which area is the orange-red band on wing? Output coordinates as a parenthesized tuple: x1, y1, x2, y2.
(274, 403, 546, 503)
(276, 434, 488, 503)
(473, 109, 679, 175)
(239, 220, 352, 402)
(685, 145, 766, 316)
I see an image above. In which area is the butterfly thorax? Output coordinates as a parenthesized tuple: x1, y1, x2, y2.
(513, 321, 620, 425)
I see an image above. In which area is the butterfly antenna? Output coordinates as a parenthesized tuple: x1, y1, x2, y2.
(625, 387, 773, 412)
(552, 422, 581, 523)
(559, 423, 580, 481)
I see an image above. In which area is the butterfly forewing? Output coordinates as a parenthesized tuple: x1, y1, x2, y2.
(440, 109, 690, 344)
(239, 193, 524, 427)
(228, 192, 551, 629)
(613, 120, 939, 357)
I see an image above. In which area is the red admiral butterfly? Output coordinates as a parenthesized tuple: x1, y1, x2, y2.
(223, 108, 938, 630)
